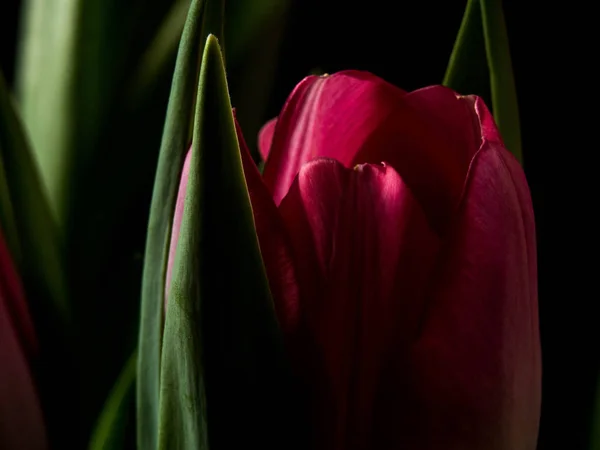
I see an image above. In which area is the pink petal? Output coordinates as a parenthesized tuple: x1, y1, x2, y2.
(0, 233, 47, 449)
(278, 159, 440, 450)
(164, 146, 192, 313)
(262, 71, 408, 205)
(372, 142, 540, 449)
(351, 86, 480, 233)
(258, 118, 277, 162)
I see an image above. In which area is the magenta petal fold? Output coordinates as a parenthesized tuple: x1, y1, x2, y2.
(276, 159, 440, 450)
(260, 72, 480, 230)
(0, 231, 48, 450)
(262, 71, 407, 205)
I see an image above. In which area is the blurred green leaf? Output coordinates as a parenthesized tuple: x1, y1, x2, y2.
(227, 0, 291, 160)
(137, 1, 224, 449)
(0, 71, 69, 321)
(225, 0, 289, 62)
(0, 150, 21, 264)
(16, 0, 115, 224)
(89, 351, 137, 450)
(0, 70, 74, 448)
(129, 0, 289, 110)
(127, 0, 190, 107)
(158, 34, 294, 449)
(443, 0, 489, 101)
(443, 0, 522, 163)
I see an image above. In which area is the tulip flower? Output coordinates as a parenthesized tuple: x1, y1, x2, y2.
(167, 70, 540, 450)
(0, 228, 48, 449)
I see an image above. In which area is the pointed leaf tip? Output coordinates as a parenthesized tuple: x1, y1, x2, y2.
(137, 0, 220, 448)
(157, 16, 296, 449)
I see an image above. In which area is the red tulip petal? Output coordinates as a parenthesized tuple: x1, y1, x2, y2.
(164, 145, 191, 313)
(373, 142, 540, 450)
(262, 71, 408, 205)
(0, 234, 47, 449)
(258, 118, 277, 162)
(352, 86, 480, 233)
(278, 159, 440, 450)
(235, 119, 301, 331)
(262, 71, 484, 236)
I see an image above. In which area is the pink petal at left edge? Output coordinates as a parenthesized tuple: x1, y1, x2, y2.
(0, 232, 48, 449)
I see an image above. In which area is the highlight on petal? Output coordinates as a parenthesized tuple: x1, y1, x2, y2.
(262, 71, 407, 205)
(258, 117, 277, 162)
(261, 71, 492, 237)
(277, 158, 440, 450)
(350, 85, 482, 233)
(164, 145, 192, 313)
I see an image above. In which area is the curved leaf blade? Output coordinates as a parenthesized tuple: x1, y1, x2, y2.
(89, 351, 137, 450)
(0, 71, 69, 320)
(0, 70, 73, 448)
(480, 0, 522, 163)
(442, 0, 489, 101)
(158, 35, 295, 449)
(443, 0, 522, 163)
(136, 1, 224, 449)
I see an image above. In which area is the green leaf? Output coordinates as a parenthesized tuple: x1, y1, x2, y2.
(89, 351, 137, 450)
(225, 0, 290, 63)
(227, 0, 291, 160)
(443, 0, 490, 102)
(0, 70, 74, 448)
(0, 71, 69, 320)
(158, 35, 294, 449)
(137, 1, 224, 449)
(127, 0, 190, 107)
(443, 0, 522, 163)
(480, 0, 522, 163)
(16, 0, 110, 224)
(0, 151, 21, 264)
